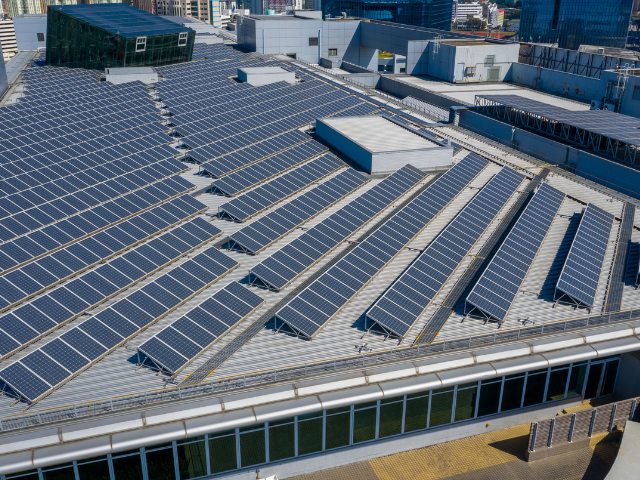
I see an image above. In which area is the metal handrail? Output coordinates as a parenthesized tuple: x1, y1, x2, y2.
(1, 305, 638, 433)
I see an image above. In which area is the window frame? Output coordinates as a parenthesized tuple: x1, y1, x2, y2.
(135, 37, 147, 52)
(178, 32, 188, 47)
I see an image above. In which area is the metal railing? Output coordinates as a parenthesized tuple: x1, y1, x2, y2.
(1, 306, 639, 433)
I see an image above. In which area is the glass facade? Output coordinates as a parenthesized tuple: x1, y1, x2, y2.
(2, 357, 620, 480)
(323, 0, 453, 30)
(519, 0, 634, 51)
(45, 5, 195, 70)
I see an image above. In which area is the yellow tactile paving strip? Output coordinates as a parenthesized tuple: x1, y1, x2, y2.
(369, 424, 530, 480)
(288, 424, 619, 480)
(561, 398, 613, 415)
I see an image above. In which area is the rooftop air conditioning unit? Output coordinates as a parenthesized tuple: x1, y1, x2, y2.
(590, 100, 601, 110)
(603, 103, 615, 111)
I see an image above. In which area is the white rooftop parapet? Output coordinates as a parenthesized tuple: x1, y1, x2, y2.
(1, 323, 640, 474)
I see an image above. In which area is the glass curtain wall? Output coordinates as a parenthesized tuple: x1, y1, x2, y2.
(322, 0, 453, 30)
(3, 357, 620, 480)
(519, 0, 634, 50)
(46, 8, 195, 69)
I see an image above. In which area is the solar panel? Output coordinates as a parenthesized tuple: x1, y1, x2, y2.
(210, 141, 329, 196)
(0, 247, 237, 402)
(366, 166, 524, 338)
(198, 129, 311, 175)
(248, 164, 427, 292)
(275, 153, 489, 338)
(556, 203, 614, 307)
(229, 168, 366, 254)
(0, 218, 223, 359)
(219, 154, 345, 222)
(465, 182, 566, 322)
(138, 282, 264, 374)
(0, 176, 194, 273)
(0, 195, 207, 311)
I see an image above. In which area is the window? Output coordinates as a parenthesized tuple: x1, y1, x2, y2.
(177, 436, 208, 480)
(633, 86, 640, 101)
(269, 417, 295, 461)
(111, 451, 144, 480)
(309, 37, 319, 46)
(487, 67, 500, 82)
(353, 401, 377, 443)
(484, 55, 495, 66)
(328, 48, 337, 56)
(379, 396, 403, 438)
(76, 457, 110, 480)
(208, 430, 237, 474)
(239, 424, 265, 467)
(136, 37, 147, 52)
(37, 32, 44, 42)
(178, 32, 188, 46)
(325, 406, 350, 449)
(297, 411, 323, 455)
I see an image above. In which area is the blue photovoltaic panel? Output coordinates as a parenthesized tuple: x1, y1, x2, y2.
(138, 282, 264, 373)
(0, 246, 238, 401)
(210, 141, 329, 196)
(366, 166, 524, 338)
(466, 182, 566, 322)
(0, 218, 223, 359)
(0, 195, 206, 310)
(229, 168, 366, 254)
(219, 154, 344, 222)
(556, 203, 614, 307)
(275, 153, 489, 338)
(249, 164, 427, 291)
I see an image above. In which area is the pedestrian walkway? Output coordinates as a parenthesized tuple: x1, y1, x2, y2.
(288, 423, 619, 480)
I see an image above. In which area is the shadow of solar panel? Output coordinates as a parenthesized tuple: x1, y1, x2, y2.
(556, 203, 614, 307)
(138, 282, 264, 374)
(275, 154, 489, 338)
(366, 166, 524, 338)
(465, 182, 566, 322)
(249, 164, 427, 292)
(229, 168, 366, 255)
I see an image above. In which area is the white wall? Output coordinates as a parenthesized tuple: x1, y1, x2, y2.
(0, 42, 8, 99)
(13, 14, 47, 50)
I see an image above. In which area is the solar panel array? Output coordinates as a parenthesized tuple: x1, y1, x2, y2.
(199, 129, 311, 177)
(275, 154, 489, 338)
(366, 166, 524, 338)
(249, 165, 427, 291)
(229, 167, 366, 254)
(466, 182, 566, 322)
(0, 193, 206, 310)
(219, 154, 346, 222)
(0, 176, 193, 273)
(0, 216, 222, 358)
(138, 282, 264, 374)
(477, 94, 640, 148)
(0, 246, 237, 402)
(210, 141, 328, 196)
(556, 203, 614, 307)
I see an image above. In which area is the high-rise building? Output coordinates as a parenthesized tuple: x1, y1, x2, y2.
(519, 0, 634, 50)
(130, 0, 155, 14)
(156, 0, 211, 23)
(4, 0, 120, 18)
(322, 0, 453, 29)
(0, 17, 17, 60)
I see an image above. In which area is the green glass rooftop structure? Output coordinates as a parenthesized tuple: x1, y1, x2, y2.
(46, 4, 195, 70)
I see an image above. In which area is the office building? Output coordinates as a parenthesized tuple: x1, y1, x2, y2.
(130, 0, 156, 14)
(46, 4, 195, 69)
(4, 0, 120, 18)
(2, 16, 640, 480)
(454, 0, 482, 21)
(0, 17, 17, 60)
(322, 0, 454, 30)
(520, 0, 634, 50)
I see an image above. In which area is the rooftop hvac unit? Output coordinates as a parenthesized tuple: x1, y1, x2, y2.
(590, 100, 601, 110)
(603, 103, 615, 111)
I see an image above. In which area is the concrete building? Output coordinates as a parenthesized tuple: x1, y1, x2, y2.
(0, 17, 17, 61)
(12, 13, 46, 50)
(520, 0, 634, 50)
(454, 0, 482, 21)
(3, 16, 640, 480)
(130, 0, 156, 14)
(156, 0, 211, 22)
(4, 0, 120, 18)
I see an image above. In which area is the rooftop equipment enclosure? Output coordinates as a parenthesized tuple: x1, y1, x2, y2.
(46, 4, 195, 70)
(316, 116, 453, 174)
